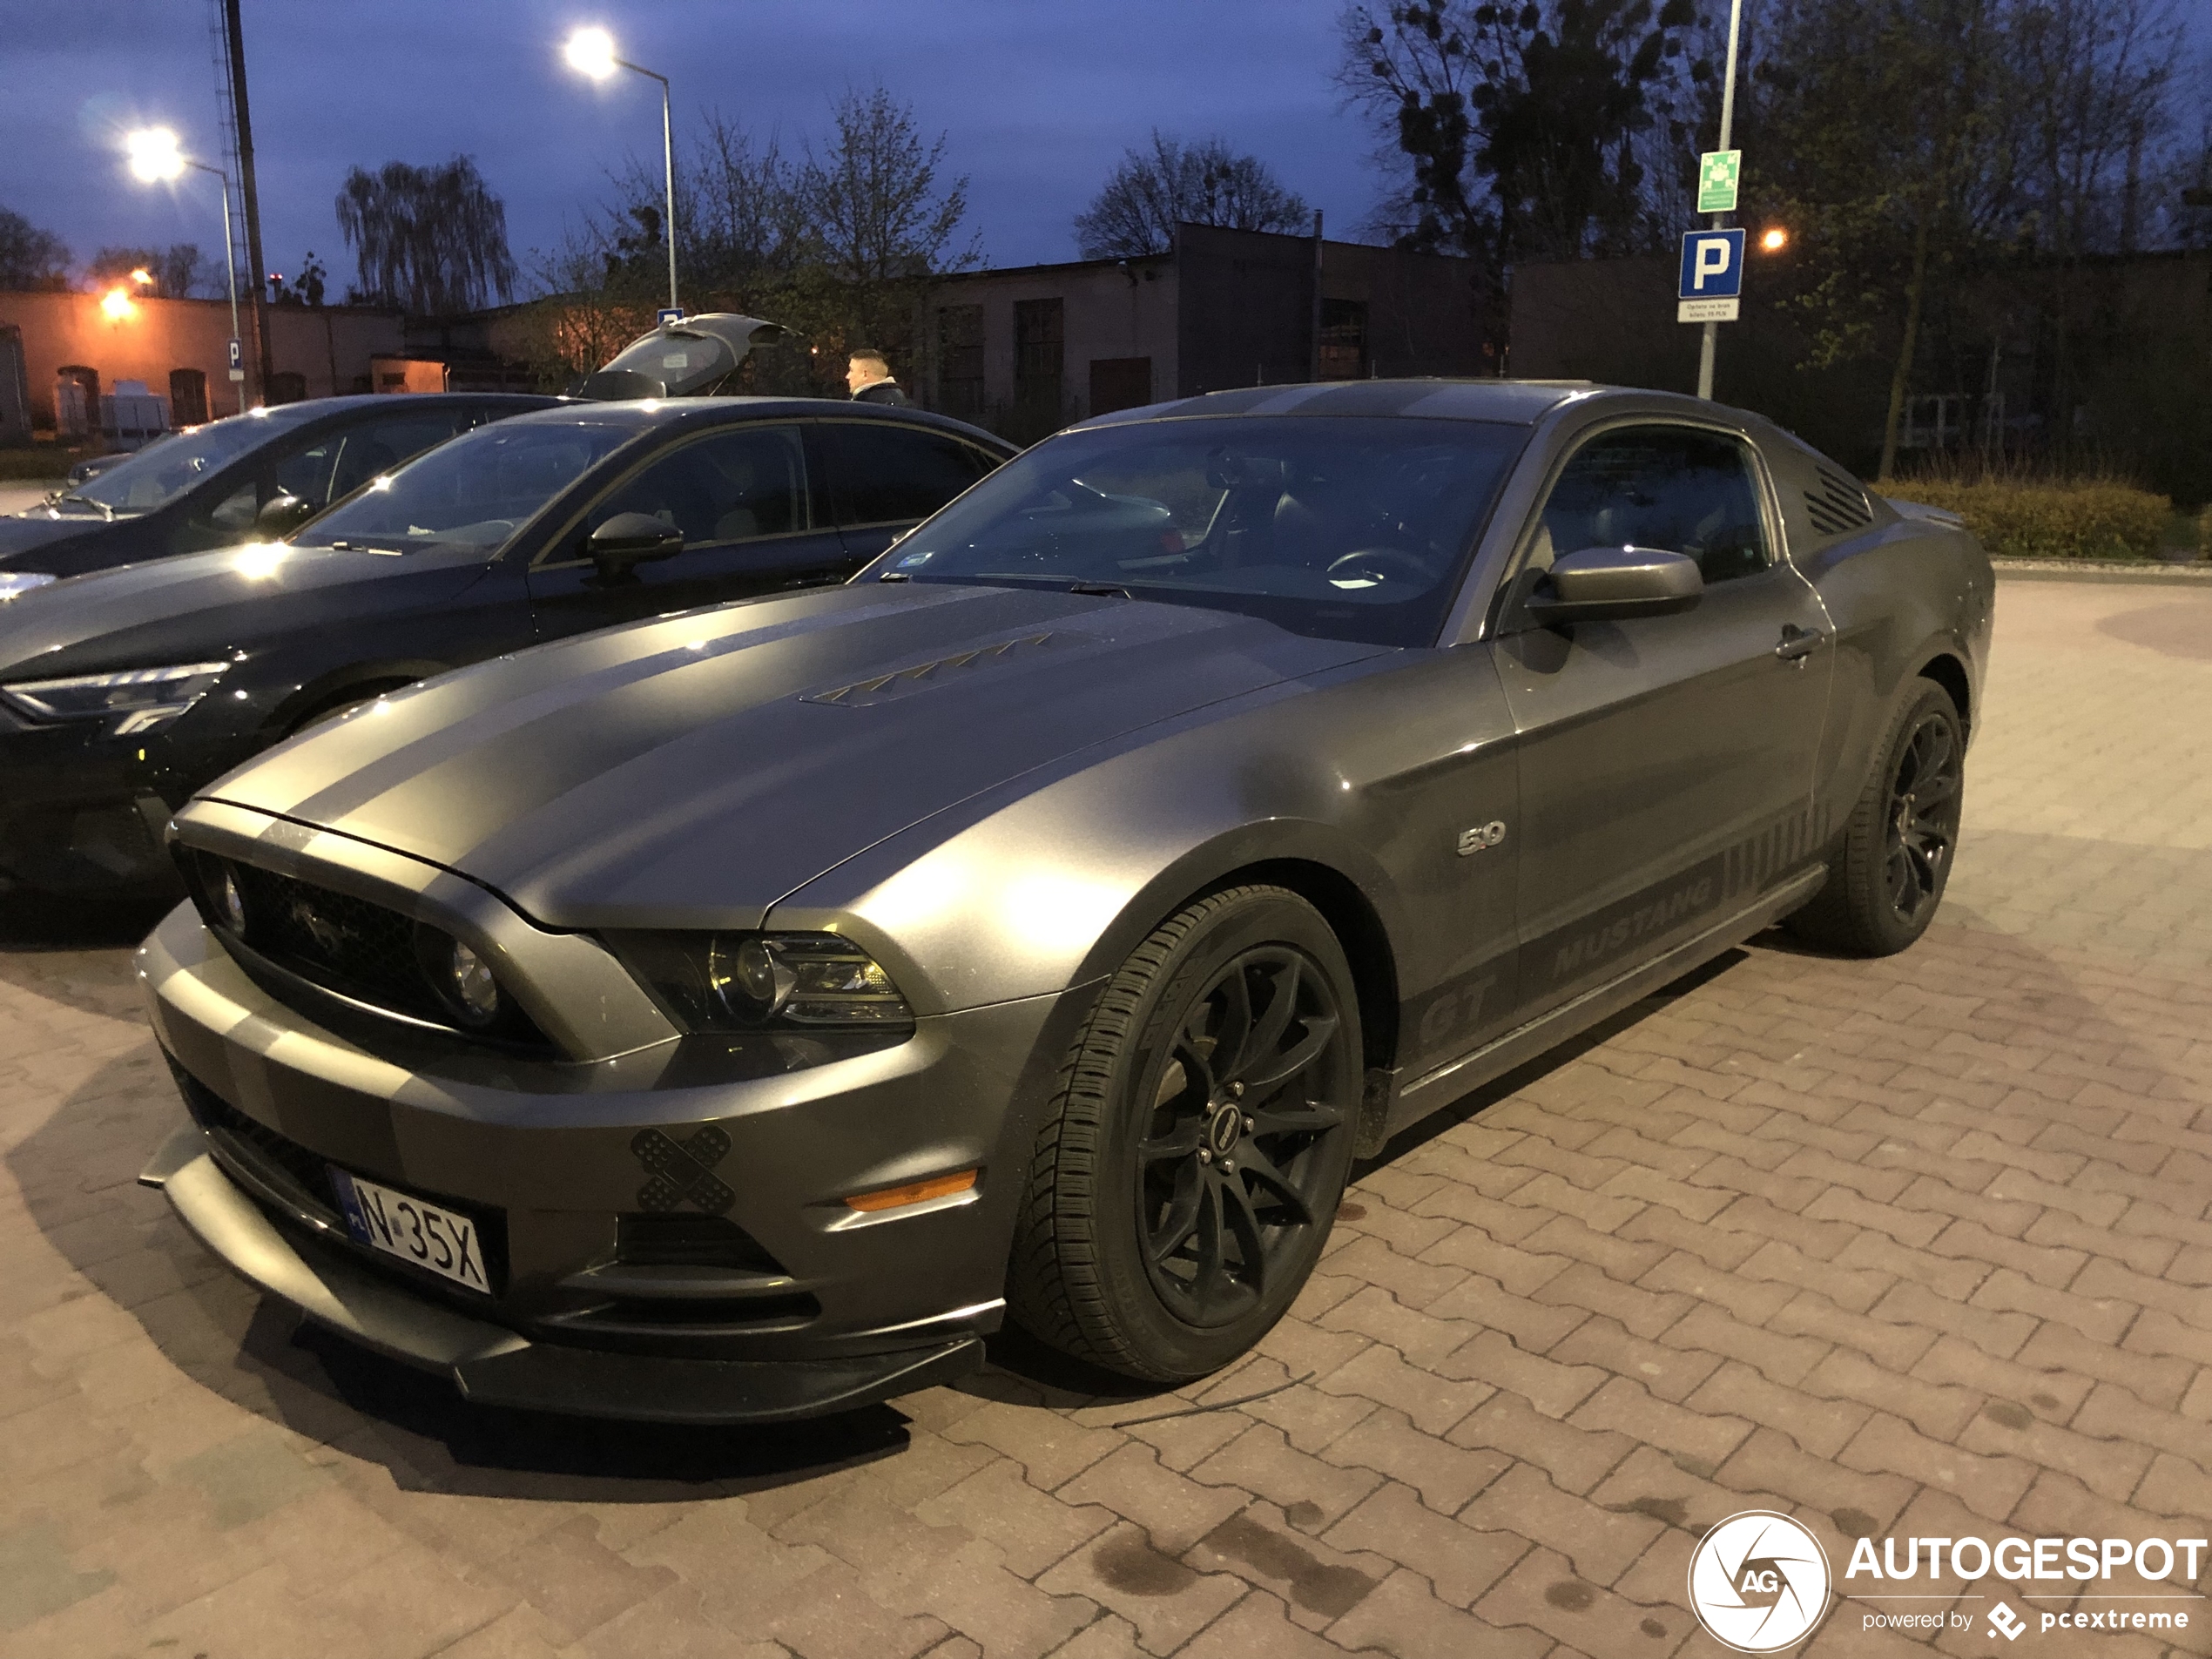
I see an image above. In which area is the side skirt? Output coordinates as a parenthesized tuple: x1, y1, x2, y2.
(1358, 867, 1826, 1156)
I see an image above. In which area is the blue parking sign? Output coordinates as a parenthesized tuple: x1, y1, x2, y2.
(1678, 230, 1745, 299)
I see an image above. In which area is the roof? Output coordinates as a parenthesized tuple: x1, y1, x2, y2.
(1075, 378, 1604, 428)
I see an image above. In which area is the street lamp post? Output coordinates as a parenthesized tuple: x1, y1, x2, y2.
(126, 127, 246, 415)
(1696, 0, 1746, 401)
(564, 27, 678, 314)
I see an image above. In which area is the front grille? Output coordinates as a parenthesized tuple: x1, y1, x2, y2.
(1805, 463, 1873, 536)
(183, 853, 552, 1053)
(172, 1060, 510, 1296)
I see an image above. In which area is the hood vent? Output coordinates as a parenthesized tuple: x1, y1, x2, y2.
(1805, 464, 1874, 536)
(803, 631, 1069, 709)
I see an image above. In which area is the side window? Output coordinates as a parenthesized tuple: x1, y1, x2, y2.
(206, 479, 260, 534)
(273, 437, 339, 506)
(328, 414, 466, 502)
(585, 425, 810, 550)
(823, 422, 995, 528)
(1531, 426, 1771, 585)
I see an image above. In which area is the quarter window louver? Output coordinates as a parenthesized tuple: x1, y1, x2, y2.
(1805, 465, 1872, 536)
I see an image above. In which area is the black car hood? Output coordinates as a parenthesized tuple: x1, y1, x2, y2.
(201, 583, 1384, 927)
(0, 541, 489, 678)
(0, 511, 107, 566)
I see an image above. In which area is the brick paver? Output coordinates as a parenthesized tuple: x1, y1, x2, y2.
(4, 575, 2209, 1657)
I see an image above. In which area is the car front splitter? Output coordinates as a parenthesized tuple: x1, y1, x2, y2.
(139, 1123, 984, 1424)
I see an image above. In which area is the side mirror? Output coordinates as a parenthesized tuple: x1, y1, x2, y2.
(256, 493, 317, 537)
(1524, 545, 1703, 625)
(586, 511, 685, 582)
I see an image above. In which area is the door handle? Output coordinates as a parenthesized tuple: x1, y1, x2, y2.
(1775, 624, 1824, 662)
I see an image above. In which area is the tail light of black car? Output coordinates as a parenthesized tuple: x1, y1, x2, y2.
(605, 932, 914, 1035)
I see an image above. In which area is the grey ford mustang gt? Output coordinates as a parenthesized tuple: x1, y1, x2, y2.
(136, 379, 1993, 1421)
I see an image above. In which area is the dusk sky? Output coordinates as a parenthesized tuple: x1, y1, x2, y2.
(5, 0, 1389, 297)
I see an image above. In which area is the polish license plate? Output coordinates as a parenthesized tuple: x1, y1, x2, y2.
(329, 1168, 490, 1294)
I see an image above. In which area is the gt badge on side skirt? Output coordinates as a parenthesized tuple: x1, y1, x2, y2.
(1457, 820, 1507, 856)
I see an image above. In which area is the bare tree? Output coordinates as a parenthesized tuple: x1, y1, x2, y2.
(801, 85, 979, 286)
(1074, 132, 1311, 258)
(88, 244, 206, 298)
(334, 156, 518, 315)
(0, 206, 70, 290)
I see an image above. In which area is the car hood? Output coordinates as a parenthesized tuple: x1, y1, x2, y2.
(200, 582, 1386, 927)
(0, 510, 106, 565)
(0, 541, 485, 678)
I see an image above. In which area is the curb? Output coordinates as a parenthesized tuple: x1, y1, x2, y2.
(1991, 559, 2212, 587)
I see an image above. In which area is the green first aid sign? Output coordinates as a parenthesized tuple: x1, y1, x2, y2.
(1697, 151, 1741, 214)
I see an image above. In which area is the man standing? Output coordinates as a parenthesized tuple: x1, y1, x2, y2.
(846, 347, 912, 407)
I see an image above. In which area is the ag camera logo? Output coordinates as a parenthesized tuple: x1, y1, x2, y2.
(1689, 1511, 1832, 1651)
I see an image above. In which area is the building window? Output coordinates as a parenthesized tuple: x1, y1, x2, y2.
(1318, 299, 1368, 381)
(169, 368, 209, 427)
(1089, 357, 1151, 415)
(1014, 297, 1064, 419)
(936, 305, 984, 421)
(267, 370, 307, 405)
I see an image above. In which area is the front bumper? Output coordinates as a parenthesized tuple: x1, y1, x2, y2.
(138, 1125, 981, 1421)
(0, 708, 179, 895)
(138, 901, 1091, 1421)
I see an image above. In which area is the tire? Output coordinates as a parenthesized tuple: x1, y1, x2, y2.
(1787, 679, 1965, 956)
(1008, 886, 1362, 1381)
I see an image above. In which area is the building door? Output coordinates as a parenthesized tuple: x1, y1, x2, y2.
(1089, 357, 1152, 415)
(169, 368, 209, 427)
(1014, 297, 1064, 436)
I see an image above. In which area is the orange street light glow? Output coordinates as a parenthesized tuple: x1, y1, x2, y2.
(1760, 227, 1791, 253)
(129, 267, 155, 287)
(100, 287, 137, 321)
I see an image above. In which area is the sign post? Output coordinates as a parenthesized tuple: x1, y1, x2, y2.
(226, 337, 245, 381)
(1694, 0, 1746, 400)
(656, 307, 685, 327)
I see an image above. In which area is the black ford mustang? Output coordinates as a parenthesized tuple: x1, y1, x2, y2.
(138, 380, 1993, 1421)
(0, 398, 1012, 900)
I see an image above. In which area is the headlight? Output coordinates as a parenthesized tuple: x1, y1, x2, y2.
(610, 932, 914, 1032)
(0, 661, 230, 733)
(0, 572, 57, 603)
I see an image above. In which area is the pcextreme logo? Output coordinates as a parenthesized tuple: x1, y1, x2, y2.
(1688, 1512, 1832, 1651)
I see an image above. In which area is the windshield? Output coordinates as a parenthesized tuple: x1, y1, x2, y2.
(68, 408, 309, 516)
(295, 420, 638, 554)
(880, 415, 1527, 645)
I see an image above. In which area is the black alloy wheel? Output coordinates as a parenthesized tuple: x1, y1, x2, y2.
(1788, 679, 1966, 956)
(1881, 704, 1962, 928)
(1009, 886, 1360, 1381)
(1136, 945, 1347, 1328)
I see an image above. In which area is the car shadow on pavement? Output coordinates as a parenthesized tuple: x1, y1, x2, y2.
(0, 891, 173, 954)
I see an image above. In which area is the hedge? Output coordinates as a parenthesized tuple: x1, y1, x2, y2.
(1883, 478, 2173, 560)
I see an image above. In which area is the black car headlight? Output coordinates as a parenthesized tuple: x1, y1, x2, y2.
(0, 661, 230, 734)
(609, 932, 914, 1033)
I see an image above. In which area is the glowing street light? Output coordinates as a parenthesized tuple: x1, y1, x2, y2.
(1759, 226, 1790, 253)
(100, 287, 138, 322)
(129, 266, 156, 287)
(123, 126, 246, 412)
(563, 25, 678, 314)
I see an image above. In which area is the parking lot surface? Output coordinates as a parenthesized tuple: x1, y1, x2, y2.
(3, 575, 2209, 1659)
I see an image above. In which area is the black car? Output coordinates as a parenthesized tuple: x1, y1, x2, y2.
(0, 398, 1015, 900)
(0, 394, 559, 591)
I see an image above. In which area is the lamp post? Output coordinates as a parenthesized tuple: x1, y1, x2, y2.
(564, 26, 678, 314)
(126, 127, 246, 415)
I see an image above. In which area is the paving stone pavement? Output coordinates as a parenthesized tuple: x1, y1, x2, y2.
(3, 575, 2209, 1659)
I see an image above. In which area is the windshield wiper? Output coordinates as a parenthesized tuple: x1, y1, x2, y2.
(1069, 582, 1131, 598)
(55, 493, 116, 520)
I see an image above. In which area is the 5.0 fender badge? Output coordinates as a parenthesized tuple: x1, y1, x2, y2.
(1457, 820, 1507, 856)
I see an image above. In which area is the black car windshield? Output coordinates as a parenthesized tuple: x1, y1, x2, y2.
(880, 415, 1526, 645)
(295, 420, 638, 554)
(67, 407, 314, 516)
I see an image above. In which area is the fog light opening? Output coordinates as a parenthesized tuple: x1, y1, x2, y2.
(843, 1168, 979, 1214)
